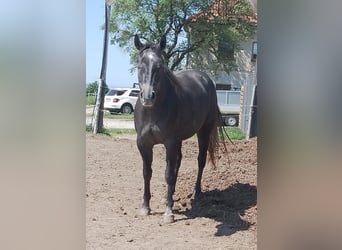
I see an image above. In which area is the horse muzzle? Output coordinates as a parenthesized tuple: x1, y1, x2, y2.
(140, 90, 156, 108)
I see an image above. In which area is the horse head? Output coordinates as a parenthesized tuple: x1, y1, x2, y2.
(134, 34, 166, 107)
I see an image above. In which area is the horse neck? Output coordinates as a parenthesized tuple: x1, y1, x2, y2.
(156, 68, 177, 104)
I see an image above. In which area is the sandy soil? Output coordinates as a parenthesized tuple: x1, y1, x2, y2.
(86, 133, 257, 249)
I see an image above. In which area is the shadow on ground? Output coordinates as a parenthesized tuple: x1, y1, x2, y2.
(179, 183, 257, 236)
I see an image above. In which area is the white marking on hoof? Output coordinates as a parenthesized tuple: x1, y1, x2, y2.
(139, 207, 150, 216)
(163, 213, 175, 224)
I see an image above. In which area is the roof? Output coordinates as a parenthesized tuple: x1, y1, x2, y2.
(189, 0, 257, 25)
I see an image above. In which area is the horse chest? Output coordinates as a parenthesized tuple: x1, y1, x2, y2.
(141, 118, 179, 144)
(141, 123, 163, 141)
(149, 124, 161, 136)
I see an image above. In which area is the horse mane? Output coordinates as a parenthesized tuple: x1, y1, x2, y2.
(162, 65, 184, 96)
(163, 66, 178, 84)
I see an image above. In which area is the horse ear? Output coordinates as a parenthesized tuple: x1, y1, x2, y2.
(134, 34, 143, 50)
(159, 35, 166, 51)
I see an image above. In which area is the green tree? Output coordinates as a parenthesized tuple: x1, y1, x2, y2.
(110, 0, 256, 73)
(86, 81, 98, 96)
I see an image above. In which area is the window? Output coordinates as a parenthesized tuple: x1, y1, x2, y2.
(218, 41, 234, 60)
(129, 90, 140, 97)
(116, 90, 126, 96)
(106, 89, 126, 96)
(106, 89, 117, 96)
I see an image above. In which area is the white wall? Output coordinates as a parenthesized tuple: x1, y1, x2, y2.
(211, 36, 257, 90)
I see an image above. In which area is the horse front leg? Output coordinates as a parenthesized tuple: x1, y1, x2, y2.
(163, 141, 181, 223)
(137, 139, 153, 216)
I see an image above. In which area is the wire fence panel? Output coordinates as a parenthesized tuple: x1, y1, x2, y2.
(240, 73, 257, 139)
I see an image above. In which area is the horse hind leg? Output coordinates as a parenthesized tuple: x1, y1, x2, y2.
(192, 128, 210, 200)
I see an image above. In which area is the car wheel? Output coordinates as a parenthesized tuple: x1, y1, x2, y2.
(121, 104, 133, 114)
(225, 116, 238, 126)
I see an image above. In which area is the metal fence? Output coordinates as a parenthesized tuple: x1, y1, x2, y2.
(240, 72, 257, 139)
(86, 92, 97, 97)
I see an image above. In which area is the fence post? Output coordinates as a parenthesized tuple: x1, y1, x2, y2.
(245, 83, 256, 140)
(239, 85, 245, 132)
(92, 79, 103, 134)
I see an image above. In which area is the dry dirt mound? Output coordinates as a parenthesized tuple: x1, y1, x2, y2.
(86, 134, 257, 249)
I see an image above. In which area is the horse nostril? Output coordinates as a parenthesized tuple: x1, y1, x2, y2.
(151, 91, 155, 100)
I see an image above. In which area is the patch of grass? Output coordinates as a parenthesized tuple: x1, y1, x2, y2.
(86, 96, 96, 105)
(221, 127, 245, 140)
(98, 128, 112, 136)
(85, 126, 119, 136)
(104, 128, 136, 135)
(86, 124, 245, 140)
(86, 124, 92, 132)
(106, 127, 245, 139)
(190, 127, 245, 141)
(103, 113, 134, 120)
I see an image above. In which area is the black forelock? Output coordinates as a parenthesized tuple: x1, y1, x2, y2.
(139, 43, 160, 55)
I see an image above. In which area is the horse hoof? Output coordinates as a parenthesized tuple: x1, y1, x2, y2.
(163, 214, 175, 224)
(139, 207, 151, 216)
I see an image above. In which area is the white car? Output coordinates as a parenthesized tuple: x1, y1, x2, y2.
(104, 88, 140, 114)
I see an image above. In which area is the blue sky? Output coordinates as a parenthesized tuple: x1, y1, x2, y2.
(86, 0, 137, 88)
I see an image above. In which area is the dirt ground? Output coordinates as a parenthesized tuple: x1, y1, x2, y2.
(86, 133, 257, 250)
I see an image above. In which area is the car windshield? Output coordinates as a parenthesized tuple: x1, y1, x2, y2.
(106, 89, 126, 96)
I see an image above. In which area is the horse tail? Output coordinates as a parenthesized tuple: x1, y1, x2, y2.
(207, 107, 230, 168)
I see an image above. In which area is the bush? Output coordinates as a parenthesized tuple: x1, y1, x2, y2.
(86, 81, 98, 96)
(86, 96, 96, 105)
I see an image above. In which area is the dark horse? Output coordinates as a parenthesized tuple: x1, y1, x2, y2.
(134, 34, 227, 223)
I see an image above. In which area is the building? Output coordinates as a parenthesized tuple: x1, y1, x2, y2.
(186, 0, 257, 90)
(187, 0, 257, 137)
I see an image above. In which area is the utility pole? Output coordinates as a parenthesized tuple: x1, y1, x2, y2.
(93, 0, 114, 134)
